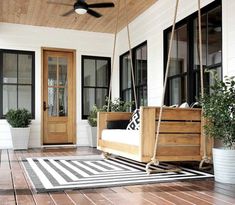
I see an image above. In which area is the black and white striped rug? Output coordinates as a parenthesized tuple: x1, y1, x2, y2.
(21, 155, 213, 192)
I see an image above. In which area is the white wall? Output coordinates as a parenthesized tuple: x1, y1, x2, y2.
(113, 0, 235, 106)
(0, 23, 114, 148)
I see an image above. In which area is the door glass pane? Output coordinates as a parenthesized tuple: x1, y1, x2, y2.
(3, 53, 17, 83)
(59, 88, 68, 116)
(48, 87, 57, 116)
(97, 60, 108, 87)
(18, 86, 31, 111)
(18, 54, 32, 84)
(84, 59, 96, 86)
(3, 85, 17, 115)
(83, 88, 95, 116)
(59, 57, 67, 86)
(96, 89, 107, 108)
(48, 57, 57, 86)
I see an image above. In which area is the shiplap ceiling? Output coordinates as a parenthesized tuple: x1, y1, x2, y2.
(0, 0, 157, 33)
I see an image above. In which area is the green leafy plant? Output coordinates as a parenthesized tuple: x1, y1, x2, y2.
(87, 97, 134, 127)
(5, 109, 32, 128)
(200, 75, 235, 149)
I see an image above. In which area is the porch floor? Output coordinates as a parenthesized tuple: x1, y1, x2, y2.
(0, 147, 235, 205)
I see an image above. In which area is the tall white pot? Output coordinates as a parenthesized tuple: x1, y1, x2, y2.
(213, 148, 235, 184)
(10, 127, 30, 150)
(88, 126, 97, 148)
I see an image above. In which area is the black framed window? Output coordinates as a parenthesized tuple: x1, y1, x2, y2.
(120, 41, 148, 107)
(82, 56, 111, 119)
(164, 0, 222, 105)
(0, 49, 35, 118)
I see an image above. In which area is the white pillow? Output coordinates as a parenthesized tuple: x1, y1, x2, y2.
(179, 102, 189, 108)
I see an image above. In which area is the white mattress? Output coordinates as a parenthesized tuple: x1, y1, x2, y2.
(101, 129, 140, 146)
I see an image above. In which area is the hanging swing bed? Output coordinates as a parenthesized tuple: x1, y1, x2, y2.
(97, 0, 213, 173)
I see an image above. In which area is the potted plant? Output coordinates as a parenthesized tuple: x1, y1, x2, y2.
(87, 98, 133, 147)
(5, 108, 32, 150)
(200, 75, 235, 184)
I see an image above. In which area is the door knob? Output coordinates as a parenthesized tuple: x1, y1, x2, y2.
(43, 101, 49, 111)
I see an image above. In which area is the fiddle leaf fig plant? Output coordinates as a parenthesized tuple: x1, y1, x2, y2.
(200, 75, 235, 149)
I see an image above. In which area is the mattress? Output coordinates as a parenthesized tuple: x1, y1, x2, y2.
(101, 129, 140, 146)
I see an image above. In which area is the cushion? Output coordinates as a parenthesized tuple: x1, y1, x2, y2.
(107, 120, 130, 129)
(126, 109, 140, 130)
(190, 102, 201, 108)
(179, 102, 189, 108)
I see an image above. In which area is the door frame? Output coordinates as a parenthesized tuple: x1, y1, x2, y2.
(41, 47, 76, 145)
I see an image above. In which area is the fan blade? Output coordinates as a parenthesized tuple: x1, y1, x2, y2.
(47, 1, 73, 6)
(87, 9, 102, 18)
(61, 9, 74, 16)
(88, 3, 115, 8)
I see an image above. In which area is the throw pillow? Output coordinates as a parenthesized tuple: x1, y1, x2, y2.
(126, 109, 140, 130)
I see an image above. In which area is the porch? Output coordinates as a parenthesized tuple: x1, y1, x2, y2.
(0, 147, 235, 205)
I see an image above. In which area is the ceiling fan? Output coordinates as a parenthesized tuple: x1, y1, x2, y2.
(47, 0, 115, 18)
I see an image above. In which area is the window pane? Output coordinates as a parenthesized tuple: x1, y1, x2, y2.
(137, 87, 148, 107)
(3, 85, 17, 115)
(3, 53, 17, 83)
(18, 54, 32, 84)
(48, 87, 57, 116)
(18, 86, 31, 112)
(83, 88, 95, 116)
(169, 25, 187, 76)
(48, 57, 57, 86)
(59, 57, 67, 86)
(207, 6, 222, 66)
(96, 89, 107, 108)
(169, 76, 187, 105)
(122, 89, 132, 103)
(121, 54, 131, 90)
(84, 59, 96, 86)
(193, 14, 208, 69)
(59, 88, 68, 116)
(96, 60, 109, 87)
(135, 45, 147, 85)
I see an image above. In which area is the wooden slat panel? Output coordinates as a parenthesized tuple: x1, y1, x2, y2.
(158, 134, 200, 145)
(140, 107, 156, 162)
(98, 139, 138, 155)
(154, 107, 201, 121)
(157, 146, 200, 156)
(158, 121, 201, 133)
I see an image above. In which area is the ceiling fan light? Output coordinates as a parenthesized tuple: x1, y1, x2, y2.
(75, 8, 87, 15)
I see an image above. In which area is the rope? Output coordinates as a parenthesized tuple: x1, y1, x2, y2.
(107, 0, 120, 111)
(149, 0, 180, 163)
(198, 0, 209, 165)
(124, 0, 138, 109)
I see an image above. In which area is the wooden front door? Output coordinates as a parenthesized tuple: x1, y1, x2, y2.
(42, 49, 76, 144)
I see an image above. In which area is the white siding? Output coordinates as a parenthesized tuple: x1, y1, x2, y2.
(0, 23, 113, 148)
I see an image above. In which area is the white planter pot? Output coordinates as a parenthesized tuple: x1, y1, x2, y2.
(213, 148, 235, 184)
(88, 127, 97, 148)
(10, 127, 30, 150)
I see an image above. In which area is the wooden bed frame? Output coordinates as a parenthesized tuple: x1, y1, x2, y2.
(97, 106, 213, 164)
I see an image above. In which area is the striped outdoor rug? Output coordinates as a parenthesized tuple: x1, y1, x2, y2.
(21, 155, 213, 192)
